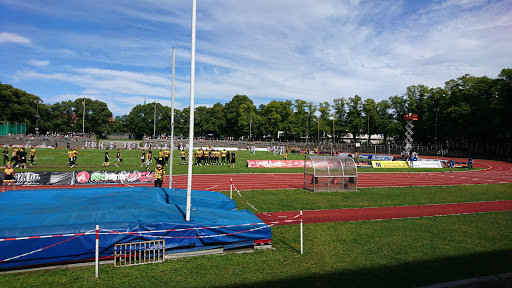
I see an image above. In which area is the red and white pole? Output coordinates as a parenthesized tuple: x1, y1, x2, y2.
(230, 178, 233, 199)
(95, 225, 99, 278)
(300, 211, 303, 255)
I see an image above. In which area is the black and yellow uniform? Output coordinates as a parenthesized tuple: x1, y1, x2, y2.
(29, 147, 36, 166)
(155, 154, 165, 166)
(67, 149, 74, 168)
(180, 150, 186, 165)
(195, 149, 203, 165)
(72, 148, 78, 163)
(18, 148, 27, 169)
(203, 150, 210, 165)
(154, 166, 165, 187)
(164, 150, 170, 163)
(215, 151, 220, 165)
(102, 149, 110, 167)
(220, 149, 227, 165)
(3, 165, 15, 192)
(2, 147, 9, 165)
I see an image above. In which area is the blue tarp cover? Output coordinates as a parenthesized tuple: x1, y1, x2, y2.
(0, 187, 270, 270)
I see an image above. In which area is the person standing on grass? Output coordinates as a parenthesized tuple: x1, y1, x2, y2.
(221, 149, 227, 165)
(72, 148, 78, 166)
(180, 149, 186, 165)
(449, 159, 454, 173)
(2, 163, 15, 192)
(231, 152, 236, 168)
(102, 148, 110, 167)
(468, 158, 473, 169)
(2, 146, 8, 165)
(29, 146, 36, 166)
(12, 148, 19, 168)
(145, 150, 151, 169)
(140, 149, 146, 167)
(67, 148, 74, 168)
(18, 148, 27, 169)
(115, 149, 122, 167)
(154, 163, 165, 187)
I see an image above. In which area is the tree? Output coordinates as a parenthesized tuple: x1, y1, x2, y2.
(346, 95, 364, 142)
(362, 98, 378, 143)
(224, 95, 255, 139)
(332, 98, 347, 138)
(77, 98, 113, 137)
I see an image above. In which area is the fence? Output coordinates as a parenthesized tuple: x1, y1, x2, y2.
(114, 240, 165, 267)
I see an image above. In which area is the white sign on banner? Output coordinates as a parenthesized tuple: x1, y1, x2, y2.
(411, 160, 443, 168)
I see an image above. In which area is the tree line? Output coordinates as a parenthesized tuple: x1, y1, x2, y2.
(1, 68, 510, 145)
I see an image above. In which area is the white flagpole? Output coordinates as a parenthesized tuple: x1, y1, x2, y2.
(169, 47, 175, 189)
(186, 0, 196, 221)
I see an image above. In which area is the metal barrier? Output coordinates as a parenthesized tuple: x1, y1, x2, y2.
(114, 240, 165, 267)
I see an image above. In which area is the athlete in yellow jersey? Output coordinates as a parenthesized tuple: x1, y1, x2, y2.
(72, 148, 78, 166)
(203, 149, 210, 165)
(67, 148, 75, 168)
(29, 146, 36, 166)
(2, 163, 15, 192)
(154, 163, 165, 187)
(180, 150, 186, 165)
(221, 149, 227, 165)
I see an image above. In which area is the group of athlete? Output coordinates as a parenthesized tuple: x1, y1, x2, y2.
(2, 146, 36, 168)
(67, 147, 79, 168)
(1, 145, 37, 192)
(192, 148, 236, 168)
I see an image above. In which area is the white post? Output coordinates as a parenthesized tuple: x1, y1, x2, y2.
(169, 47, 175, 189)
(186, 0, 197, 222)
(95, 225, 99, 278)
(230, 178, 233, 199)
(300, 211, 303, 255)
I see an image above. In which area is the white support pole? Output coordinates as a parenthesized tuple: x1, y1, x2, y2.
(169, 47, 175, 189)
(300, 211, 303, 255)
(185, 0, 197, 222)
(230, 178, 233, 199)
(95, 225, 99, 278)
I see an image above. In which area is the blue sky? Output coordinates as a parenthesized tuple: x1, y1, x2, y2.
(1, 0, 511, 116)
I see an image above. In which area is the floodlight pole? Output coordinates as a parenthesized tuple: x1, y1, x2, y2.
(153, 102, 157, 138)
(169, 47, 175, 189)
(185, 0, 197, 222)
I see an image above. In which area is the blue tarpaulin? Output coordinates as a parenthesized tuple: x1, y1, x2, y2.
(0, 187, 271, 270)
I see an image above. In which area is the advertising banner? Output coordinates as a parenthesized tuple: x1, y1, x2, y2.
(440, 162, 469, 169)
(246, 160, 311, 168)
(357, 154, 373, 160)
(357, 154, 394, 161)
(371, 161, 409, 168)
(355, 161, 373, 168)
(1, 172, 74, 186)
(411, 161, 443, 168)
(74, 171, 155, 184)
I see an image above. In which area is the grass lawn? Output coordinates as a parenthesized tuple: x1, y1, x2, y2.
(7, 148, 468, 174)
(1, 184, 511, 287)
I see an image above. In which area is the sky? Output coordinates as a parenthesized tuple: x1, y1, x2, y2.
(1, 0, 511, 116)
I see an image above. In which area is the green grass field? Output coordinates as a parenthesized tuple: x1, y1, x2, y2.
(0, 148, 509, 287)
(5, 147, 466, 173)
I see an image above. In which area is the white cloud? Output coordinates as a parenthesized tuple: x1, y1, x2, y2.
(27, 59, 50, 67)
(0, 32, 31, 45)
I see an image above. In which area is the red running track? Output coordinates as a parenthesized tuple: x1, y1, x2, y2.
(10, 158, 512, 191)
(256, 200, 512, 225)
(7, 158, 512, 225)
